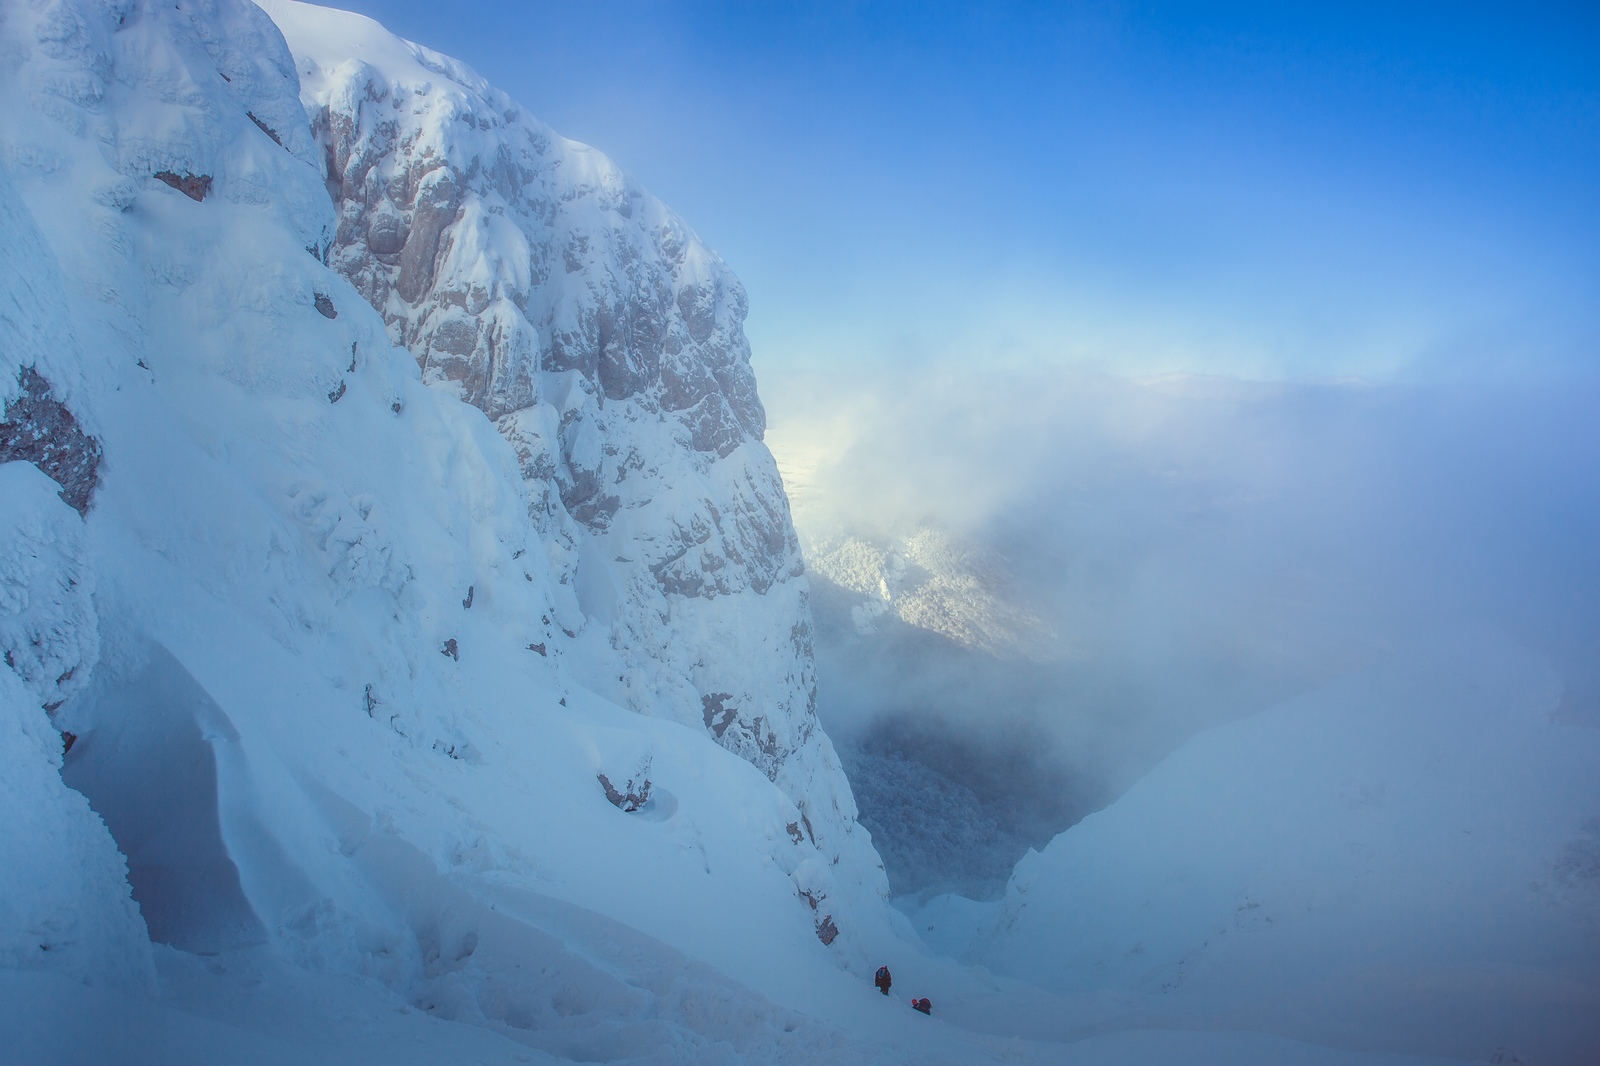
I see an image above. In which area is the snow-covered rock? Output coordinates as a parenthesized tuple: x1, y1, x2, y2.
(0, 462, 152, 994)
(0, 0, 892, 1046)
(805, 525, 1053, 658)
(0, 459, 98, 712)
(0, 157, 150, 995)
(258, 0, 835, 811)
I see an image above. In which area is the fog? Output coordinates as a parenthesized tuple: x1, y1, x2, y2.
(765, 366, 1600, 898)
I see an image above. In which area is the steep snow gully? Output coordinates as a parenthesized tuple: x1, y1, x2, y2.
(1, 2, 1596, 1064)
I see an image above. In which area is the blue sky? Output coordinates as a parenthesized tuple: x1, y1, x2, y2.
(328, 0, 1599, 381)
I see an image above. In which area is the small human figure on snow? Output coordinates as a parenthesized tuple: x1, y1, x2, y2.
(912, 997, 932, 1015)
(874, 965, 892, 995)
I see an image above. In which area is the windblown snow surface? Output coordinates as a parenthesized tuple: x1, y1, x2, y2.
(1, 2, 1594, 1064)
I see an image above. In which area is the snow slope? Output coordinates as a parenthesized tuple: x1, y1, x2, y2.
(0, 462, 153, 995)
(961, 633, 1600, 1064)
(0, 0, 910, 1057)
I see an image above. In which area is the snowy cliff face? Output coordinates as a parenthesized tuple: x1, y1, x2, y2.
(0, 463, 153, 995)
(0, 160, 153, 995)
(0, 0, 894, 1045)
(259, 1, 826, 803)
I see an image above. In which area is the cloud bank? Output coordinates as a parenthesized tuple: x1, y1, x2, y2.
(765, 362, 1600, 896)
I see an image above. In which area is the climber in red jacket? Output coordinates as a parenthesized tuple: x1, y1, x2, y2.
(874, 965, 892, 995)
(912, 997, 932, 1015)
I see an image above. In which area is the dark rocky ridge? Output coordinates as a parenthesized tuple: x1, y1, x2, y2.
(1, 367, 102, 516)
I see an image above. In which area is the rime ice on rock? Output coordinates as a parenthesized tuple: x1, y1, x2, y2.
(0, 368, 102, 517)
(0, 464, 152, 992)
(272, 3, 858, 845)
(0, 0, 890, 1029)
(0, 463, 98, 714)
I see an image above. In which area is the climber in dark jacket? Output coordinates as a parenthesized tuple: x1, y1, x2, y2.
(912, 997, 932, 1015)
(874, 965, 892, 995)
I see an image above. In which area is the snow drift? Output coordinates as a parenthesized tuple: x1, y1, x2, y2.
(936, 634, 1600, 1063)
(0, 462, 152, 995)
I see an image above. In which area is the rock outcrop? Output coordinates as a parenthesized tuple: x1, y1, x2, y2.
(0, 367, 102, 518)
(267, 1, 834, 807)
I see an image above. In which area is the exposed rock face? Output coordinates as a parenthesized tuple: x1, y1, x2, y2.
(153, 171, 213, 202)
(0, 367, 102, 518)
(273, 5, 828, 795)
